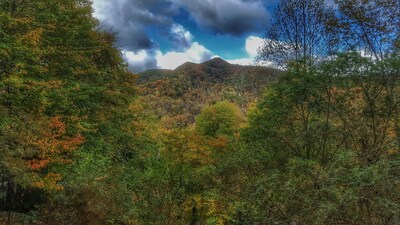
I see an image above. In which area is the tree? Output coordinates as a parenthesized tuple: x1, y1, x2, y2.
(196, 101, 244, 138)
(0, 0, 149, 223)
(236, 53, 400, 224)
(329, 0, 400, 60)
(257, 0, 332, 68)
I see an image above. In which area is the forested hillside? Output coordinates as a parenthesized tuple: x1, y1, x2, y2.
(138, 58, 281, 128)
(0, 0, 399, 225)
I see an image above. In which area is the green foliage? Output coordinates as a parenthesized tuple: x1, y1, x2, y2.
(196, 101, 244, 138)
(0, 0, 399, 224)
(138, 58, 281, 129)
(0, 0, 154, 224)
(236, 53, 400, 224)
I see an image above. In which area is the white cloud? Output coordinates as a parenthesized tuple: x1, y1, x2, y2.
(117, 34, 270, 70)
(245, 36, 264, 57)
(171, 24, 193, 44)
(91, 0, 277, 71)
(156, 42, 214, 69)
(227, 58, 253, 66)
(122, 50, 158, 73)
(124, 50, 148, 62)
(121, 25, 214, 71)
(185, 43, 213, 61)
(227, 35, 264, 66)
(92, 0, 106, 19)
(155, 25, 214, 70)
(158, 25, 214, 70)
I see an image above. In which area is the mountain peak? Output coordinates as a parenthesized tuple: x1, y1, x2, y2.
(202, 57, 229, 66)
(138, 57, 281, 84)
(175, 61, 197, 71)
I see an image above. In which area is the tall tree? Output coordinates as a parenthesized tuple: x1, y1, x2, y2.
(257, 0, 332, 68)
(236, 52, 400, 225)
(0, 0, 147, 223)
(329, 0, 400, 60)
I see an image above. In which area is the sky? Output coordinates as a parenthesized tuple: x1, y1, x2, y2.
(91, 0, 279, 72)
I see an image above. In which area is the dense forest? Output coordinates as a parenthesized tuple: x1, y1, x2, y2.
(0, 0, 399, 224)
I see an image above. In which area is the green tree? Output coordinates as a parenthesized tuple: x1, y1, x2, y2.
(329, 0, 400, 59)
(234, 53, 400, 224)
(0, 0, 152, 223)
(257, 0, 333, 68)
(196, 101, 244, 138)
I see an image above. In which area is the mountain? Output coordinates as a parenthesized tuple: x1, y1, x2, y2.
(137, 58, 282, 128)
(138, 57, 280, 84)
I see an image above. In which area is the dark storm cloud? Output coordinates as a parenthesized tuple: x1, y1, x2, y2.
(94, 0, 271, 52)
(117, 26, 153, 51)
(94, 0, 176, 51)
(171, 0, 269, 36)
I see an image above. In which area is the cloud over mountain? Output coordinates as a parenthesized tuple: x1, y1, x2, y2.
(92, 0, 273, 72)
(123, 25, 214, 72)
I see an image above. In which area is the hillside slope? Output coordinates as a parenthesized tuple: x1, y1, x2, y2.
(138, 58, 282, 128)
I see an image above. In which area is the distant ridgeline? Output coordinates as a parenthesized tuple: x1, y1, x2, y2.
(138, 58, 282, 128)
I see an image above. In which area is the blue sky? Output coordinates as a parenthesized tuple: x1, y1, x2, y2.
(92, 0, 279, 72)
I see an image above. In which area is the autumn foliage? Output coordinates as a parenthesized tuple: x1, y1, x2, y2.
(0, 0, 399, 225)
(27, 116, 84, 190)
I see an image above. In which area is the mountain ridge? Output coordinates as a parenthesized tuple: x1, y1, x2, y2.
(138, 57, 280, 84)
(137, 57, 283, 128)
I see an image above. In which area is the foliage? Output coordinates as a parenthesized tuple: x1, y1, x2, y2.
(257, 0, 333, 68)
(138, 58, 281, 128)
(196, 101, 244, 138)
(0, 0, 149, 224)
(329, 0, 400, 59)
(0, 0, 399, 224)
(237, 53, 400, 224)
